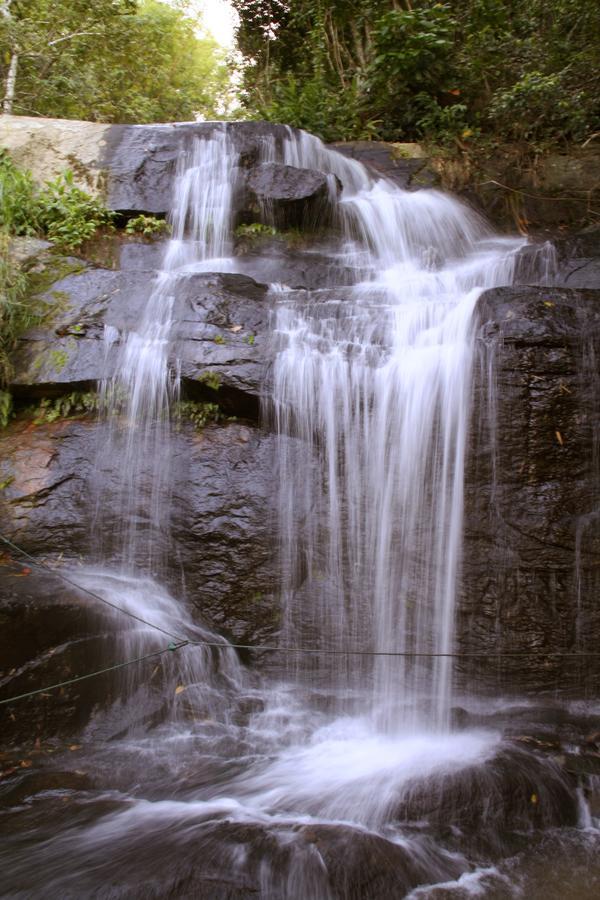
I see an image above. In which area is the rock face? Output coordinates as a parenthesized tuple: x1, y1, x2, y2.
(0, 418, 283, 652)
(1, 114, 599, 711)
(245, 161, 340, 227)
(459, 285, 600, 693)
(9, 263, 272, 413)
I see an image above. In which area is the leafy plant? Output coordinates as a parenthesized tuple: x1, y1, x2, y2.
(197, 371, 221, 391)
(32, 391, 99, 424)
(234, 222, 277, 239)
(0, 389, 13, 428)
(0, 231, 32, 385)
(0, 152, 40, 235)
(36, 171, 114, 251)
(125, 215, 171, 238)
(174, 400, 221, 431)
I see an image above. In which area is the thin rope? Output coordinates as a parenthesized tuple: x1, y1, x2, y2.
(0, 534, 186, 644)
(2, 533, 599, 666)
(0, 641, 189, 706)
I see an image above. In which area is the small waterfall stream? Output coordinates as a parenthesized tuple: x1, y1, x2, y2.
(3, 126, 596, 898)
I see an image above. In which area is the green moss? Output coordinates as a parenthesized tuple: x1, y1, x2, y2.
(197, 371, 221, 391)
(50, 349, 69, 373)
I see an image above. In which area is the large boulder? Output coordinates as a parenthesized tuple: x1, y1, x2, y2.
(245, 161, 340, 227)
(459, 285, 600, 693)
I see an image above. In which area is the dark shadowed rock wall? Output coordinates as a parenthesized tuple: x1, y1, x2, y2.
(459, 286, 600, 695)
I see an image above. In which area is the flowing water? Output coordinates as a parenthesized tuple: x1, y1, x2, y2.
(2, 126, 597, 898)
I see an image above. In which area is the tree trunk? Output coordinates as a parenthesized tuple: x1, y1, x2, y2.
(3, 50, 18, 113)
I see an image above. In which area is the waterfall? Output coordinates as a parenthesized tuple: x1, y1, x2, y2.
(272, 130, 522, 731)
(87, 126, 243, 724)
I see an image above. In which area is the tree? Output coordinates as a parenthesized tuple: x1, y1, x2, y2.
(233, 0, 600, 145)
(0, 0, 230, 123)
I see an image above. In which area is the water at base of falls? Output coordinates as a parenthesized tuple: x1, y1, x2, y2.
(3, 126, 597, 899)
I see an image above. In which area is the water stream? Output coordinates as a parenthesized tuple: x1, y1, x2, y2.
(2, 127, 597, 898)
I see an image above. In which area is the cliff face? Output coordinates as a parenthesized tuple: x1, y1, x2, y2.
(1, 116, 599, 741)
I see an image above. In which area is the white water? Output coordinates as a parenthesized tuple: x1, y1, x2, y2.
(272, 128, 523, 731)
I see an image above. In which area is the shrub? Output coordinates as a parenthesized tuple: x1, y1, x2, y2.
(125, 214, 171, 238)
(37, 171, 114, 251)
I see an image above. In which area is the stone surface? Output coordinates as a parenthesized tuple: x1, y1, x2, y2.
(245, 161, 339, 227)
(458, 285, 600, 694)
(9, 265, 272, 412)
(0, 418, 283, 656)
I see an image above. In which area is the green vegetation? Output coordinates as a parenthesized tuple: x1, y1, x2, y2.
(233, 1, 599, 146)
(234, 223, 278, 239)
(125, 214, 171, 238)
(0, 152, 114, 251)
(174, 400, 222, 431)
(0, 231, 31, 386)
(32, 391, 99, 423)
(0, 0, 229, 123)
(197, 371, 221, 391)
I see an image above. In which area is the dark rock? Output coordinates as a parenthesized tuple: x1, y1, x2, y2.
(245, 161, 340, 228)
(0, 562, 115, 744)
(459, 286, 600, 694)
(395, 743, 578, 859)
(9, 267, 272, 414)
(0, 418, 283, 655)
(103, 121, 294, 215)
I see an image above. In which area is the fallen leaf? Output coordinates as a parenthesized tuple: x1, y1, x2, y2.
(175, 685, 186, 695)
(19, 760, 32, 768)
(555, 430, 564, 446)
(530, 793, 538, 804)
(69, 744, 82, 752)
(228, 325, 243, 333)
(543, 301, 554, 308)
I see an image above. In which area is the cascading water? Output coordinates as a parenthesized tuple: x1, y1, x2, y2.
(88, 126, 244, 724)
(273, 130, 521, 731)
(3, 125, 594, 899)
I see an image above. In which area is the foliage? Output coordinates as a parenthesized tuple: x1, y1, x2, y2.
(0, 0, 229, 123)
(0, 230, 31, 384)
(36, 171, 114, 250)
(32, 391, 99, 423)
(0, 387, 13, 426)
(197, 370, 221, 391)
(233, 0, 600, 146)
(125, 214, 171, 238)
(174, 399, 221, 431)
(0, 150, 39, 235)
(234, 222, 277, 238)
(0, 154, 114, 250)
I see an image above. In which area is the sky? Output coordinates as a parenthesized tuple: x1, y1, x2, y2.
(198, 0, 238, 49)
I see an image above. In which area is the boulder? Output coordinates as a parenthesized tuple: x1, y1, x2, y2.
(245, 161, 340, 228)
(459, 285, 600, 694)
(331, 140, 438, 189)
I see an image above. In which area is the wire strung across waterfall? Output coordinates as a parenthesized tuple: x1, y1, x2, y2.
(1, 532, 599, 708)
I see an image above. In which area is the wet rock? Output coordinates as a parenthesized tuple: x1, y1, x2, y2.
(459, 286, 600, 694)
(395, 743, 578, 859)
(0, 418, 282, 653)
(8, 266, 272, 414)
(245, 161, 340, 228)
(0, 563, 114, 744)
(553, 224, 600, 289)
